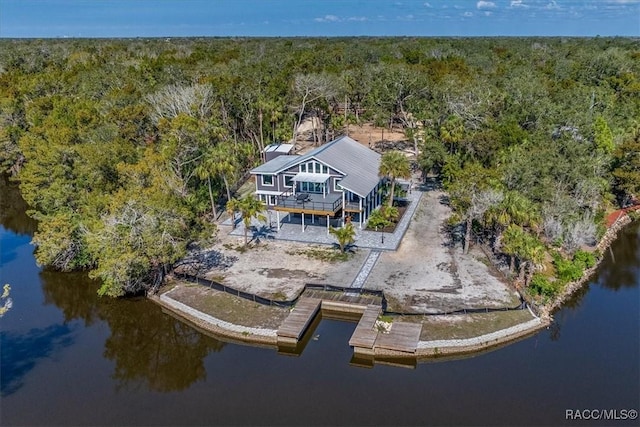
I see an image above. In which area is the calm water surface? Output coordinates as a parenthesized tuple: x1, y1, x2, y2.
(1, 176, 638, 426)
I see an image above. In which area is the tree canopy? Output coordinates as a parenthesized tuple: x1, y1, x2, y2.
(1, 36, 638, 296)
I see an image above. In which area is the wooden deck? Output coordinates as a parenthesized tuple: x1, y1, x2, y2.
(301, 289, 383, 306)
(374, 322, 422, 353)
(277, 297, 322, 343)
(348, 305, 381, 349)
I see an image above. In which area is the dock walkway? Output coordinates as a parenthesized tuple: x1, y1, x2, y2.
(277, 296, 422, 357)
(348, 305, 381, 350)
(375, 322, 422, 353)
(276, 297, 321, 345)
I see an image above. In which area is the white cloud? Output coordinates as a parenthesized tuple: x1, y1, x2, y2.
(477, 1, 496, 9)
(464, 11, 474, 17)
(510, 0, 529, 8)
(484, 11, 493, 16)
(347, 16, 368, 21)
(545, 1, 560, 10)
(314, 15, 341, 22)
(423, 2, 432, 7)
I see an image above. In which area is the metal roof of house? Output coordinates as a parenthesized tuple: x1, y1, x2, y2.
(250, 155, 298, 174)
(304, 136, 381, 197)
(250, 136, 381, 197)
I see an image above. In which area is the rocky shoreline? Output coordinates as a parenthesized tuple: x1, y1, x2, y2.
(541, 214, 634, 318)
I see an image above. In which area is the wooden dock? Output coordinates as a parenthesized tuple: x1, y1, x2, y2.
(348, 305, 381, 353)
(301, 288, 383, 307)
(276, 295, 422, 360)
(375, 322, 422, 354)
(277, 297, 322, 345)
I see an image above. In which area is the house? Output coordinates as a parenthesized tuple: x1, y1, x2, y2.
(250, 136, 384, 231)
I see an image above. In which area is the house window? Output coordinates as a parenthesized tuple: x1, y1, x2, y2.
(300, 164, 306, 173)
(322, 165, 328, 174)
(334, 179, 342, 192)
(269, 195, 276, 205)
(314, 162, 321, 173)
(284, 175, 294, 187)
(261, 175, 273, 186)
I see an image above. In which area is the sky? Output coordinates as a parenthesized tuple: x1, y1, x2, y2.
(1, 0, 639, 38)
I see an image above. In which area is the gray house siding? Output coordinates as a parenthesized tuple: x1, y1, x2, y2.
(255, 174, 281, 193)
(250, 136, 385, 224)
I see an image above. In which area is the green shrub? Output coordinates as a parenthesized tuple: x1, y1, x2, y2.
(529, 274, 558, 298)
(573, 249, 597, 269)
(368, 209, 391, 229)
(552, 252, 584, 283)
(382, 205, 399, 222)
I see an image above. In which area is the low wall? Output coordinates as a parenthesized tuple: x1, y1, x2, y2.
(153, 289, 278, 347)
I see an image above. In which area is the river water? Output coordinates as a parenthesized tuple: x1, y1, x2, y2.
(1, 175, 638, 426)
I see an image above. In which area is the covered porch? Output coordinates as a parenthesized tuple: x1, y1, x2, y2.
(272, 192, 342, 233)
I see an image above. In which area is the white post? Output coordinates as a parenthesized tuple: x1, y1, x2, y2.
(301, 212, 305, 232)
(342, 191, 346, 224)
(312, 213, 315, 223)
(359, 197, 363, 229)
(276, 210, 280, 231)
(326, 215, 330, 234)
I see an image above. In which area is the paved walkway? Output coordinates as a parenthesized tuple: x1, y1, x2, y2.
(222, 186, 423, 251)
(350, 250, 381, 289)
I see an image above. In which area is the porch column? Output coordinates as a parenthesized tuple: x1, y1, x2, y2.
(359, 197, 363, 229)
(326, 215, 330, 234)
(301, 212, 305, 232)
(276, 210, 280, 231)
(312, 213, 315, 223)
(342, 191, 346, 223)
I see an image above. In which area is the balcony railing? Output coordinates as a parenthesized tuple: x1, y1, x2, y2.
(274, 192, 342, 214)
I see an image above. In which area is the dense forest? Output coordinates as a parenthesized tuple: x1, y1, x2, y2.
(1, 37, 638, 298)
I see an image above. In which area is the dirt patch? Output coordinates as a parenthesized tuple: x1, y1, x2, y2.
(257, 267, 319, 280)
(348, 123, 408, 145)
(166, 281, 290, 329)
(201, 230, 368, 301)
(397, 310, 535, 341)
(365, 189, 520, 313)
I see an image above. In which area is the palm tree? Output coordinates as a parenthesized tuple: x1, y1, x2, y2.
(502, 224, 525, 273)
(206, 141, 237, 204)
(329, 223, 356, 253)
(225, 197, 240, 230)
(228, 195, 267, 247)
(502, 224, 545, 285)
(485, 191, 539, 231)
(194, 148, 219, 219)
(484, 191, 539, 252)
(379, 151, 411, 208)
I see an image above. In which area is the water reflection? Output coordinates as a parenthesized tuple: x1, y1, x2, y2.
(40, 269, 226, 392)
(41, 270, 101, 326)
(101, 298, 226, 392)
(0, 175, 37, 236)
(0, 324, 76, 396)
(597, 225, 640, 291)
